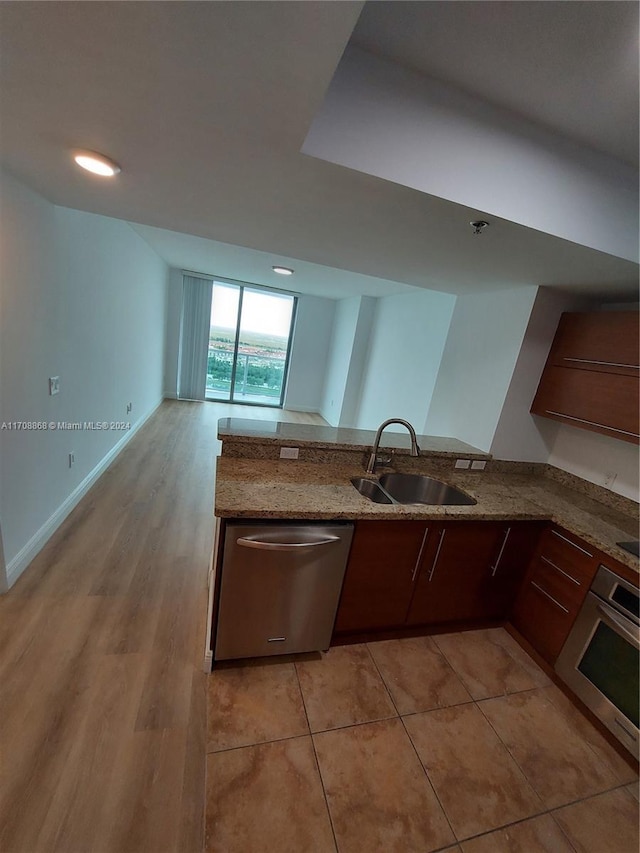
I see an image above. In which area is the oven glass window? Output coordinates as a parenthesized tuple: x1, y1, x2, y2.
(578, 621, 639, 728)
(611, 585, 639, 620)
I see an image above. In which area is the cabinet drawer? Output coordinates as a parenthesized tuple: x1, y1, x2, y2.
(529, 556, 585, 614)
(536, 528, 598, 588)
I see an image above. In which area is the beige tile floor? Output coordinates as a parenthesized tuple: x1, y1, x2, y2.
(205, 628, 639, 853)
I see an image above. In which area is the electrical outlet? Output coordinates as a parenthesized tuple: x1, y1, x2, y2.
(279, 447, 299, 460)
(470, 460, 487, 470)
(126, 402, 132, 414)
(68, 452, 75, 468)
(454, 459, 471, 469)
(49, 376, 60, 396)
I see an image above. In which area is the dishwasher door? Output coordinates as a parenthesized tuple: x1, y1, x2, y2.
(214, 522, 354, 661)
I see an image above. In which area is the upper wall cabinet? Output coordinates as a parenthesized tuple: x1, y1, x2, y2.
(531, 311, 639, 444)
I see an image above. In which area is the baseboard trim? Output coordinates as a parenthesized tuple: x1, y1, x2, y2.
(5, 397, 164, 590)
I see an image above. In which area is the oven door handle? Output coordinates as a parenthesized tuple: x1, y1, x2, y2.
(597, 602, 640, 650)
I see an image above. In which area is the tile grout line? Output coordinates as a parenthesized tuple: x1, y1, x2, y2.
(365, 634, 560, 845)
(430, 629, 547, 703)
(546, 809, 582, 853)
(422, 633, 476, 702)
(473, 691, 636, 824)
(351, 644, 459, 848)
(293, 660, 340, 853)
(363, 641, 402, 717)
(472, 689, 556, 817)
(453, 809, 579, 852)
(541, 683, 639, 784)
(366, 632, 463, 847)
(396, 711, 458, 845)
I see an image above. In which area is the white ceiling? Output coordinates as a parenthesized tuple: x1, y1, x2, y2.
(130, 223, 416, 300)
(352, 1, 639, 168)
(1, 1, 637, 301)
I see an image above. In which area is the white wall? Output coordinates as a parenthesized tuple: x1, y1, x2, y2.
(320, 296, 361, 425)
(490, 288, 595, 461)
(355, 289, 456, 432)
(0, 170, 168, 585)
(339, 296, 376, 427)
(283, 295, 335, 412)
(425, 286, 537, 451)
(548, 427, 639, 501)
(303, 46, 638, 263)
(0, 526, 6, 593)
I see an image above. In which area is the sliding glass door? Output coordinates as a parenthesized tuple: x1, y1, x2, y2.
(206, 280, 296, 407)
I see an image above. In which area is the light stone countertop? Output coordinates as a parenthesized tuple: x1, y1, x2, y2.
(214, 457, 640, 574)
(217, 418, 488, 457)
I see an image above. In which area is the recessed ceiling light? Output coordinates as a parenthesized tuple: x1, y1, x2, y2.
(73, 150, 121, 177)
(272, 266, 294, 275)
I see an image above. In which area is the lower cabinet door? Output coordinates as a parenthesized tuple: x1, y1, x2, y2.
(334, 520, 427, 633)
(406, 522, 505, 625)
(482, 522, 545, 621)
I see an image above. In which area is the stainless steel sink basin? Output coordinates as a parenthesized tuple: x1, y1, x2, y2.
(351, 473, 476, 506)
(351, 477, 393, 504)
(379, 473, 476, 505)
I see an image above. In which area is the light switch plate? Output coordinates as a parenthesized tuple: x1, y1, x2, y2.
(471, 460, 487, 470)
(279, 447, 299, 460)
(49, 376, 60, 396)
(454, 459, 471, 469)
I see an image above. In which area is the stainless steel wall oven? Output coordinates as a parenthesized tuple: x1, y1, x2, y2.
(555, 565, 639, 758)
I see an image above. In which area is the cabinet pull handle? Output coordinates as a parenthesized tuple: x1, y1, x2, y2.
(544, 410, 639, 439)
(237, 535, 339, 551)
(550, 529, 593, 558)
(491, 527, 511, 577)
(540, 555, 581, 585)
(562, 357, 640, 370)
(531, 581, 569, 613)
(428, 529, 446, 582)
(412, 528, 429, 582)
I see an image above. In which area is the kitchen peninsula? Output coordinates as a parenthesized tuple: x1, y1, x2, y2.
(214, 417, 639, 575)
(209, 417, 639, 761)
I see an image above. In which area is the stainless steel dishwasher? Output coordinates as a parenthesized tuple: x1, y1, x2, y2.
(214, 521, 354, 661)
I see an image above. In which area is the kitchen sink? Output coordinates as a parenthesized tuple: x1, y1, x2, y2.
(351, 473, 476, 506)
(351, 477, 394, 504)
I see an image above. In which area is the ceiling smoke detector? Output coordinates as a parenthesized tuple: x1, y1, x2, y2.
(470, 220, 490, 235)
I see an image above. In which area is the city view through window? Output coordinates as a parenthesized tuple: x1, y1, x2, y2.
(206, 282, 296, 406)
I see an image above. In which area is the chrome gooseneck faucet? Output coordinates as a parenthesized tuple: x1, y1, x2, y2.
(366, 418, 420, 474)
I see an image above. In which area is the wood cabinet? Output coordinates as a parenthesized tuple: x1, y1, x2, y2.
(334, 521, 427, 633)
(511, 525, 600, 664)
(406, 522, 505, 625)
(482, 522, 546, 620)
(334, 519, 542, 637)
(531, 311, 639, 444)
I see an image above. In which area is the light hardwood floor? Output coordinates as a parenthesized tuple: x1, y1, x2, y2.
(0, 399, 325, 853)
